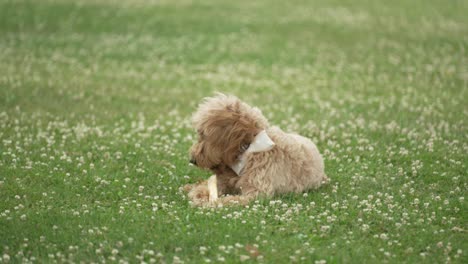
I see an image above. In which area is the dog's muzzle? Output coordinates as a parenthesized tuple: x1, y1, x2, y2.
(189, 158, 197, 165)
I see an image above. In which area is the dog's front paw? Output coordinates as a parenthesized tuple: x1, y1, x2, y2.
(182, 183, 196, 193)
(187, 183, 210, 206)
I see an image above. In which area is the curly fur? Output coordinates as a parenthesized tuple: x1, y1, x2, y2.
(186, 94, 328, 207)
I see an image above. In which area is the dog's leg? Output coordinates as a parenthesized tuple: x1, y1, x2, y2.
(213, 194, 256, 206)
(212, 177, 260, 207)
(216, 169, 241, 196)
(182, 183, 196, 193)
(186, 180, 210, 206)
(184, 169, 240, 207)
(185, 169, 257, 207)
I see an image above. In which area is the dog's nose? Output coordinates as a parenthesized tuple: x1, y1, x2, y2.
(189, 158, 197, 165)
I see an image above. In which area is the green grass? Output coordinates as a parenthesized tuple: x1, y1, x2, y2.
(0, 0, 467, 263)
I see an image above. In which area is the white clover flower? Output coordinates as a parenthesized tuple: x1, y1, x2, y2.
(240, 255, 250, 262)
(380, 233, 388, 240)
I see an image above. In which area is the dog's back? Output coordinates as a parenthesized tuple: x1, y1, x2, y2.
(244, 127, 328, 195)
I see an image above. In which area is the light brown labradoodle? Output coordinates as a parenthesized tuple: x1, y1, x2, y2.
(185, 94, 328, 207)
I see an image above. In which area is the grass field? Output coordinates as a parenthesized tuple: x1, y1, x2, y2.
(1, 0, 467, 263)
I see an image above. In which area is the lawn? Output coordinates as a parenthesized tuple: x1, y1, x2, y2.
(0, 0, 467, 263)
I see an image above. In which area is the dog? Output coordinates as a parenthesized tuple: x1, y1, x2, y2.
(184, 94, 328, 207)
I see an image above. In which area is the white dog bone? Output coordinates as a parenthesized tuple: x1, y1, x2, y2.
(207, 175, 218, 202)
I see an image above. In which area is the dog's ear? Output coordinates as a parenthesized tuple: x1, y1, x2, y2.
(221, 113, 259, 165)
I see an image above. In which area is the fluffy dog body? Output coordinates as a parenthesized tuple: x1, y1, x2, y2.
(244, 127, 326, 196)
(186, 94, 328, 206)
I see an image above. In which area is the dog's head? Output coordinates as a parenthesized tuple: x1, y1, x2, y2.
(190, 94, 269, 170)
